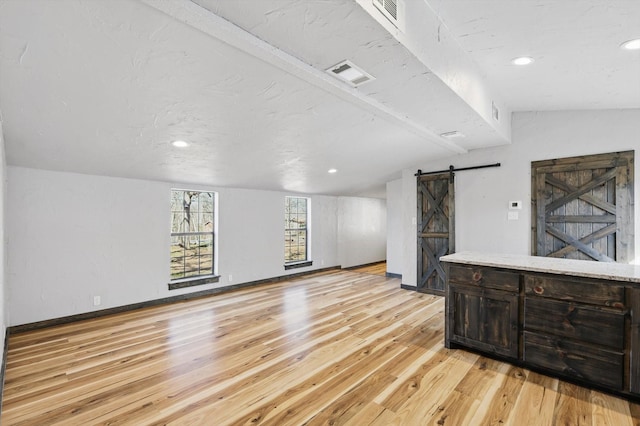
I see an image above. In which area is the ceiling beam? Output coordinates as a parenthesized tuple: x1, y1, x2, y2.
(139, 0, 467, 155)
(356, 0, 511, 144)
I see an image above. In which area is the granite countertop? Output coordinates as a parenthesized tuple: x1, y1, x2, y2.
(440, 251, 640, 283)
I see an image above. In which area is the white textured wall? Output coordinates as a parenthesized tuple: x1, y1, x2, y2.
(337, 197, 386, 269)
(400, 109, 640, 286)
(386, 179, 402, 275)
(7, 167, 341, 325)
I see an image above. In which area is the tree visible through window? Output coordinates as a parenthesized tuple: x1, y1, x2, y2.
(285, 197, 308, 263)
(170, 190, 214, 280)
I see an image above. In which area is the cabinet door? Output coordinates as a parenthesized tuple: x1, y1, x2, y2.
(447, 284, 519, 359)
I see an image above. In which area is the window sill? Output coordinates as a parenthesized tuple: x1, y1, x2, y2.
(284, 260, 313, 270)
(168, 275, 220, 290)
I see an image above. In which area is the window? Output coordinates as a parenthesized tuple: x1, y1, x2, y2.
(170, 190, 215, 282)
(284, 196, 310, 266)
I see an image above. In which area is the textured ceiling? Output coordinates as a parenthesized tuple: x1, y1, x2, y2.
(0, 0, 637, 198)
(431, 0, 640, 111)
(192, 0, 506, 149)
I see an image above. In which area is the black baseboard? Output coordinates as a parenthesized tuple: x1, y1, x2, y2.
(342, 260, 386, 270)
(400, 284, 417, 291)
(8, 265, 341, 334)
(1, 328, 8, 413)
(386, 272, 402, 279)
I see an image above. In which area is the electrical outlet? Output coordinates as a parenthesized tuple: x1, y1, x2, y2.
(93, 295, 101, 306)
(228, 274, 233, 282)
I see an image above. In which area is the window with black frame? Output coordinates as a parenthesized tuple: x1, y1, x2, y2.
(170, 190, 215, 281)
(284, 196, 309, 265)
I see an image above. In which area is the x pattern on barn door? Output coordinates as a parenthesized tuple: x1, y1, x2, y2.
(417, 173, 454, 295)
(532, 151, 634, 263)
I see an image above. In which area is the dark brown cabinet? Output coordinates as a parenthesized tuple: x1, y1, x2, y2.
(522, 274, 627, 391)
(522, 331, 624, 390)
(446, 265, 519, 359)
(443, 257, 640, 399)
(448, 284, 519, 358)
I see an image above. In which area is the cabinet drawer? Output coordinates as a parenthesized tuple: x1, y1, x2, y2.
(524, 331, 624, 390)
(449, 265, 519, 292)
(524, 297, 625, 349)
(524, 274, 625, 308)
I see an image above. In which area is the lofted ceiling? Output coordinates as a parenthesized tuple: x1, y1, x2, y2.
(0, 0, 638, 198)
(431, 0, 640, 111)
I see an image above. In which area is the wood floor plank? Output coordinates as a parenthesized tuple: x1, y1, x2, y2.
(505, 370, 559, 426)
(465, 362, 511, 425)
(3, 269, 640, 425)
(629, 402, 640, 426)
(590, 390, 633, 426)
(246, 336, 409, 425)
(237, 339, 402, 425)
(426, 390, 480, 426)
(553, 382, 594, 426)
(476, 365, 529, 425)
(342, 402, 390, 425)
(303, 360, 398, 425)
(384, 348, 480, 423)
(423, 357, 511, 425)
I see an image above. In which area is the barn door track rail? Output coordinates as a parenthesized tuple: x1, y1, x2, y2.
(415, 162, 501, 182)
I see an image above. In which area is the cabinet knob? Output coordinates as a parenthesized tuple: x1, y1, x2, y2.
(533, 286, 544, 295)
(472, 272, 482, 282)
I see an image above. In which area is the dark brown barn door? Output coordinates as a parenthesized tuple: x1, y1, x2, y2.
(532, 151, 634, 262)
(417, 173, 455, 295)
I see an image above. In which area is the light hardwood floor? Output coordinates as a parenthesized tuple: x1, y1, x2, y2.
(348, 262, 387, 277)
(3, 270, 640, 425)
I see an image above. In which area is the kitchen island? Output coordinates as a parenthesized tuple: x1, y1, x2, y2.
(441, 251, 640, 398)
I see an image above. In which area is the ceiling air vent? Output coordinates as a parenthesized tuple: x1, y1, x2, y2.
(373, 0, 403, 29)
(492, 101, 500, 121)
(440, 131, 465, 139)
(326, 60, 375, 87)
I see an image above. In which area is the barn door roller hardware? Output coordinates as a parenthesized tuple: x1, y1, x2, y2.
(415, 162, 501, 183)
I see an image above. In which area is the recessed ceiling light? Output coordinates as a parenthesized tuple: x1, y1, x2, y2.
(440, 131, 465, 139)
(328, 168, 338, 174)
(620, 38, 640, 50)
(171, 140, 189, 148)
(512, 56, 534, 66)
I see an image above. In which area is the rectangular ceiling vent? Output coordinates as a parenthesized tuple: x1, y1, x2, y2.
(492, 101, 500, 121)
(326, 60, 375, 87)
(372, 0, 403, 30)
